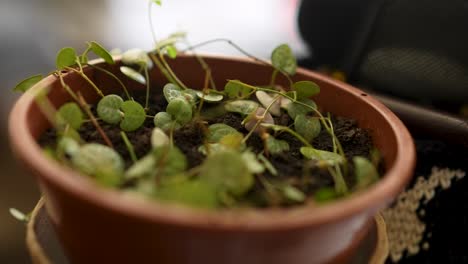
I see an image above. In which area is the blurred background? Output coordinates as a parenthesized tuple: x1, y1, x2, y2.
(0, 0, 306, 262)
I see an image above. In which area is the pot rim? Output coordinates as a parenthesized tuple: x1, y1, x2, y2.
(9, 54, 415, 231)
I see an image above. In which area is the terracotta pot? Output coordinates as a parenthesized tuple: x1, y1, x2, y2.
(9, 55, 415, 264)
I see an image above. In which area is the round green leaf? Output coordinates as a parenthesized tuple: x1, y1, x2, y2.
(71, 143, 124, 187)
(56, 47, 77, 70)
(196, 91, 223, 102)
(199, 151, 254, 196)
(294, 114, 321, 142)
(154, 112, 179, 131)
(207, 124, 241, 143)
(266, 136, 290, 155)
(120, 66, 146, 84)
(13, 74, 43, 93)
(97, 94, 124, 124)
(224, 100, 259, 116)
(56, 102, 84, 130)
(155, 180, 218, 209)
(120, 101, 146, 131)
(353, 156, 379, 190)
(271, 44, 297, 75)
(163, 83, 183, 102)
(182, 88, 199, 106)
(286, 98, 317, 119)
(300, 147, 344, 166)
(89, 41, 115, 65)
(292, 81, 320, 99)
(166, 98, 192, 125)
(153, 146, 188, 177)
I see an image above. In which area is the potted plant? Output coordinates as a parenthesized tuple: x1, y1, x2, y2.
(8, 2, 415, 263)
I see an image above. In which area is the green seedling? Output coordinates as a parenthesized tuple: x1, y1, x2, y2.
(97, 95, 146, 132)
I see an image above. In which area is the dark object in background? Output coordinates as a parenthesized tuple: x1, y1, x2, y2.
(298, 0, 468, 104)
(298, 1, 468, 263)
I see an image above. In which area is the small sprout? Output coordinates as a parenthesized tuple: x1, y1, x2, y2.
(294, 114, 321, 142)
(255, 91, 281, 116)
(166, 98, 192, 125)
(196, 91, 223, 102)
(120, 66, 146, 84)
(9, 208, 30, 223)
(56, 102, 84, 130)
(353, 156, 379, 190)
(314, 187, 338, 203)
(207, 124, 242, 143)
(242, 151, 265, 174)
(224, 100, 259, 116)
(163, 83, 183, 102)
(199, 151, 254, 196)
(151, 0, 162, 6)
(271, 44, 297, 75)
(284, 98, 317, 119)
(154, 180, 218, 209)
(151, 128, 169, 148)
(97, 94, 124, 125)
(154, 112, 179, 131)
(281, 185, 306, 202)
(292, 81, 320, 99)
(71, 143, 124, 187)
(13, 74, 43, 93)
(266, 136, 290, 155)
(97, 95, 145, 131)
(224, 80, 253, 99)
(56, 47, 77, 70)
(89, 41, 115, 65)
(121, 48, 153, 69)
(300, 147, 344, 166)
(244, 107, 274, 132)
(120, 101, 146, 132)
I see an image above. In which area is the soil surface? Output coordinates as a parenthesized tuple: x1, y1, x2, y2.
(39, 91, 376, 207)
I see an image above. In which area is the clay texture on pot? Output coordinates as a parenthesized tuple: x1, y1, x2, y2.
(9, 55, 415, 264)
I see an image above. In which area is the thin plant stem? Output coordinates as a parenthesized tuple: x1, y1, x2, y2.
(148, 0, 158, 45)
(158, 53, 188, 89)
(182, 38, 294, 86)
(149, 53, 177, 84)
(144, 67, 151, 110)
(120, 131, 137, 163)
(69, 67, 104, 97)
(90, 64, 131, 100)
(76, 93, 113, 148)
(57, 72, 79, 102)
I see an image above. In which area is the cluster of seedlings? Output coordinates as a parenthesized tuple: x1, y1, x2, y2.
(14, 1, 381, 209)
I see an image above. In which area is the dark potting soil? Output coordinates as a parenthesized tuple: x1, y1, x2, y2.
(39, 91, 376, 207)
